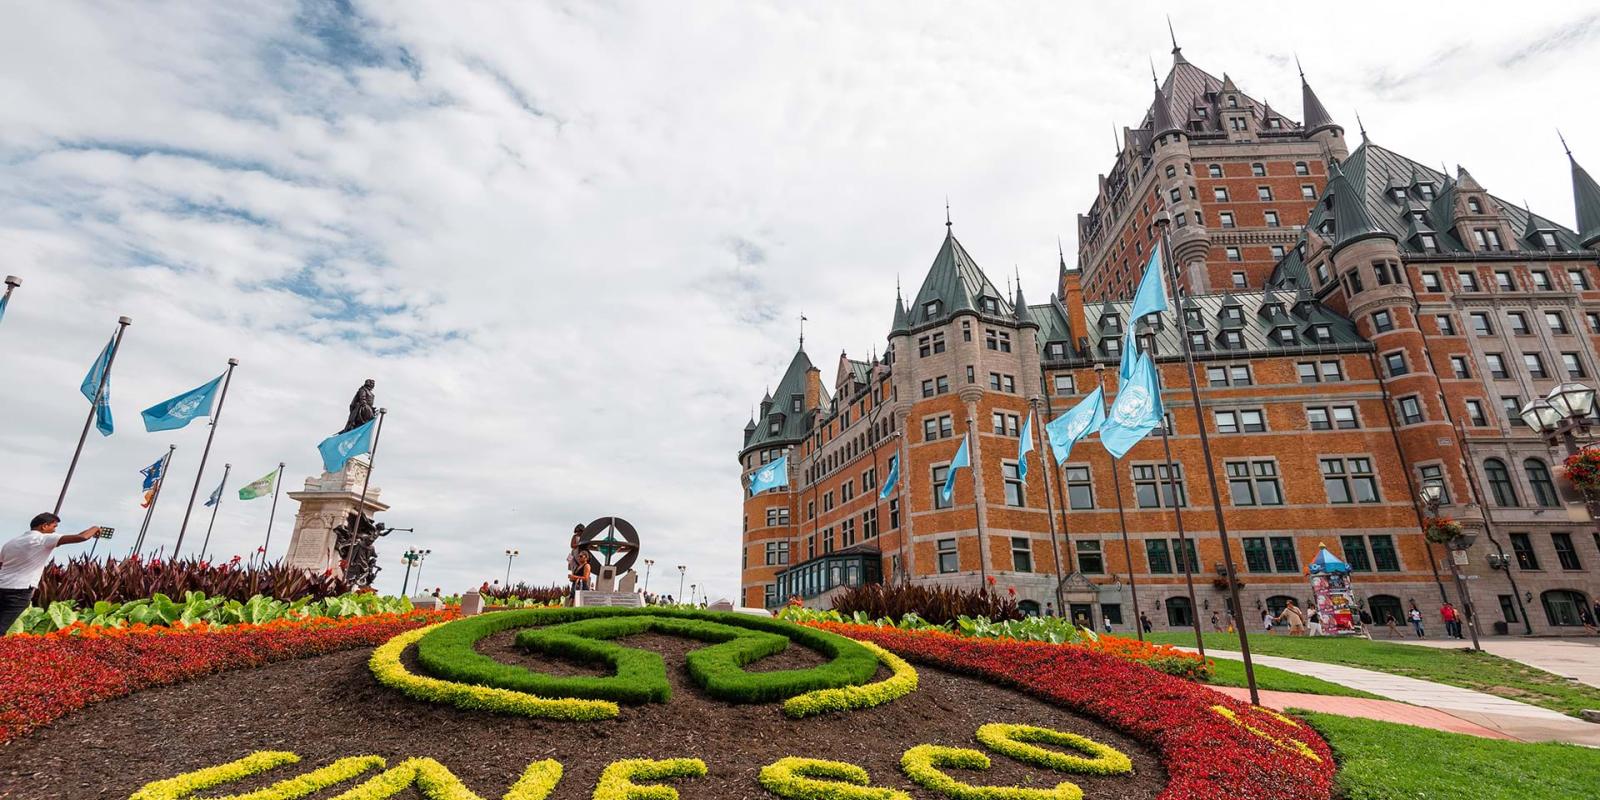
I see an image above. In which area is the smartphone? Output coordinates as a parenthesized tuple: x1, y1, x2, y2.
(95, 527, 115, 539)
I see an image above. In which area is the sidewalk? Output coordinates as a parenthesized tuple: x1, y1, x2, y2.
(1385, 636, 1600, 690)
(1193, 647, 1600, 746)
(1208, 687, 1515, 740)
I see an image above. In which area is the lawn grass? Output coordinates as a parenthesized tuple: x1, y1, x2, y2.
(1145, 631, 1600, 717)
(1203, 657, 1380, 699)
(1299, 711, 1600, 800)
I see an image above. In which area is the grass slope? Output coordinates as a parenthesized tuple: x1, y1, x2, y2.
(1146, 632, 1600, 716)
(1204, 658, 1380, 699)
(1300, 711, 1600, 800)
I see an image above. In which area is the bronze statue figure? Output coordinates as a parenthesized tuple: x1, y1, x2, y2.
(342, 379, 377, 433)
(333, 510, 390, 588)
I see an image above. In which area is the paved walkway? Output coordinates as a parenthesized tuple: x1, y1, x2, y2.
(1385, 636, 1600, 690)
(1208, 687, 1515, 740)
(1192, 647, 1600, 746)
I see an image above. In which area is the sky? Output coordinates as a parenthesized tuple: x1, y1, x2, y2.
(1, 1, 1598, 602)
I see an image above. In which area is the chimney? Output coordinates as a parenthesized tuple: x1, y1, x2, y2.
(804, 366, 823, 411)
(1062, 268, 1087, 350)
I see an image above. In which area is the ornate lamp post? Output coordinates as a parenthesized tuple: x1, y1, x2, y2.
(642, 559, 655, 593)
(1521, 382, 1598, 455)
(503, 549, 520, 587)
(1420, 484, 1481, 651)
(677, 565, 687, 604)
(689, 584, 697, 605)
(401, 548, 432, 596)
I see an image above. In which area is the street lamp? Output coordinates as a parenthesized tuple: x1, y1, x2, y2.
(1521, 382, 1598, 450)
(677, 565, 687, 604)
(689, 584, 697, 605)
(503, 549, 520, 588)
(401, 547, 431, 596)
(642, 559, 655, 593)
(1419, 487, 1481, 651)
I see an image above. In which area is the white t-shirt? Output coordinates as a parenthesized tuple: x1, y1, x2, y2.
(0, 531, 67, 590)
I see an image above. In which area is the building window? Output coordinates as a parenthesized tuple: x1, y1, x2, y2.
(1563, 352, 1587, 379)
(1145, 539, 1172, 574)
(1524, 353, 1548, 379)
(1219, 330, 1244, 349)
(1295, 161, 1310, 176)
(931, 465, 952, 509)
(1053, 374, 1076, 394)
(1546, 311, 1570, 334)
(1002, 462, 1025, 507)
(1486, 353, 1508, 379)
(1502, 396, 1525, 427)
(1165, 165, 1176, 178)
(1372, 310, 1393, 333)
(1214, 409, 1265, 433)
(1419, 464, 1450, 503)
(1510, 532, 1539, 570)
(1133, 463, 1186, 508)
(1231, 271, 1247, 289)
(1310, 325, 1333, 343)
(1065, 466, 1094, 509)
(1322, 457, 1379, 503)
(1370, 535, 1401, 571)
(1251, 162, 1266, 176)
(888, 498, 900, 529)
(1552, 533, 1581, 570)
(765, 507, 791, 526)
(1508, 311, 1530, 335)
(863, 507, 878, 538)
(1341, 536, 1372, 572)
(1449, 355, 1471, 378)
(991, 412, 1020, 436)
(1271, 245, 1286, 259)
(922, 379, 935, 398)
(765, 541, 789, 566)
(1208, 164, 1222, 178)
(1264, 210, 1280, 228)
(1422, 272, 1443, 292)
(1589, 313, 1600, 334)
(1206, 365, 1252, 386)
(1301, 184, 1316, 199)
(1011, 537, 1033, 572)
(1495, 270, 1514, 291)
(1219, 211, 1235, 228)
(1227, 460, 1283, 506)
(937, 538, 958, 573)
(1570, 268, 1592, 290)
(1484, 458, 1519, 507)
(1525, 459, 1559, 507)
(1465, 399, 1488, 426)
(1436, 314, 1457, 335)
(1225, 246, 1242, 262)
(1257, 186, 1273, 201)
(1242, 538, 1271, 573)
(1214, 187, 1230, 202)
(1270, 536, 1299, 572)
(1384, 351, 1409, 376)
(1077, 540, 1104, 574)
(1532, 270, 1553, 291)
(918, 332, 946, 356)
(1459, 271, 1480, 292)
(1398, 395, 1424, 425)
(1473, 228, 1504, 251)
(985, 328, 1012, 352)
(822, 527, 834, 553)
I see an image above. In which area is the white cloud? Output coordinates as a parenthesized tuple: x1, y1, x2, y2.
(1, 1, 1596, 600)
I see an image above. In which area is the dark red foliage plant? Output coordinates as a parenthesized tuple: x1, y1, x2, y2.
(32, 555, 351, 605)
(828, 583, 1024, 625)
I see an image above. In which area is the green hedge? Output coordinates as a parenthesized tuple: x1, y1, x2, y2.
(413, 608, 879, 706)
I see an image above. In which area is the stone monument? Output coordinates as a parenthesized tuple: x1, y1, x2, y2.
(284, 458, 389, 580)
(573, 516, 645, 608)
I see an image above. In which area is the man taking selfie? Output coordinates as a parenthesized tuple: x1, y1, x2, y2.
(0, 513, 101, 634)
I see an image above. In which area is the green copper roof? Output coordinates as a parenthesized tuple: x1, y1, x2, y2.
(890, 293, 910, 334)
(1067, 288, 1367, 366)
(744, 346, 822, 453)
(907, 230, 1011, 327)
(1300, 76, 1337, 134)
(1026, 299, 1074, 348)
(1570, 154, 1600, 248)
(1315, 159, 1395, 254)
(1149, 85, 1181, 139)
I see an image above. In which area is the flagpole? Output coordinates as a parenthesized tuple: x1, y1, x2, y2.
(350, 408, 388, 566)
(133, 445, 176, 556)
(55, 316, 131, 515)
(963, 425, 990, 588)
(259, 462, 286, 568)
(199, 463, 230, 560)
(1157, 217, 1257, 704)
(1, 275, 19, 321)
(1096, 363, 1143, 642)
(1030, 400, 1066, 615)
(1040, 389, 1079, 618)
(172, 358, 239, 556)
(1154, 396, 1207, 660)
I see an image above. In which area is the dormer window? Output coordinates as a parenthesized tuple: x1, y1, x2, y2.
(1264, 303, 1286, 319)
(1467, 197, 1483, 214)
(1184, 308, 1204, 329)
(768, 417, 783, 435)
(1417, 183, 1435, 201)
(1228, 96, 1239, 108)
(790, 396, 803, 414)
(1045, 342, 1068, 360)
(979, 296, 1000, 314)
(923, 300, 943, 318)
(1196, 107, 1209, 119)
(1102, 314, 1123, 333)
(1272, 326, 1297, 344)
(1539, 230, 1559, 249)
(1220, 306, 1244, 326)
(1188, 331, 1210, 351)
(1389, 188, 1406, 203)
(1219, 330, 1244, 349)
(1104, 337, 1122, 356)
(1311, 325, 1333, 343)
(1419, 233, 1438, 252)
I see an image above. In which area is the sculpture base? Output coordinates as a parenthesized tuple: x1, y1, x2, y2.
(574, 591, 644, 608)
(282, 459, 389, 576)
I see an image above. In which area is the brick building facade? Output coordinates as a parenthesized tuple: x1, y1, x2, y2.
(738, 45, 1600, 635)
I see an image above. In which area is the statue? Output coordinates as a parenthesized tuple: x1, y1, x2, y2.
(341, 379, 377, 433)
(333, 510, 390, 588)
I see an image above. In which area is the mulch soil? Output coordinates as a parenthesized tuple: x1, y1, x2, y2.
(0, 632, 1166, 799)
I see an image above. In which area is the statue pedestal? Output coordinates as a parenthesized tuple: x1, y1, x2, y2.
(283, 458, 389, 576)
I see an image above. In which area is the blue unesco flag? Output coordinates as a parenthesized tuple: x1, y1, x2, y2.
(317, 419, 376, 474)
(1017, 412, 1034, 486)
(141, 374, 223, 432)
(1121, 249, 1167, 381)
(1046, 386, 1106, 465)
(939, 434, 971, 504)
(203, 474, 226, 508)
(748, 454, 789, 495)
(80, 336, 116, 436)
(1100, 353, 1164, 459)
(878, 453, 899, 499)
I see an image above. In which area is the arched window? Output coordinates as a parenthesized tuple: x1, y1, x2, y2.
(1367, 594, 1404, 629)
(1484, 459, 1519, 507)
(1524, 459, 1559, 507)
(1165, 596, 1194, 627)
(1541, 589, 1591, 627)
(1264, 595, 1298, 627)
(1018, 600, 1042, 617)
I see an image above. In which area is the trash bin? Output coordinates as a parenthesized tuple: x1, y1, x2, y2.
(1492, 621, 1508, 635)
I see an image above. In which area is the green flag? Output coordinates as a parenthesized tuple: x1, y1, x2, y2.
(238, 468, 278, 500)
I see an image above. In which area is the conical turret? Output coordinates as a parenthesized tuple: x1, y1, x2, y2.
(1567, 147, 1600, 248)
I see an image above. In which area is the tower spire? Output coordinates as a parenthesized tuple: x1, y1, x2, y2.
(1560, 129, 1573, 160)
(945, 197, 952, 231)
(1355, 110, 1367, 141)
(1150, 55, 1159, 88)
(1167, 14, 1178, 53)
(798, 310, 806, 349)
(1295, 53, 1305, 82)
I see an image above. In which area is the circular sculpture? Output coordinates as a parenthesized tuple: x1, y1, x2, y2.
(578, 516, 641, 574)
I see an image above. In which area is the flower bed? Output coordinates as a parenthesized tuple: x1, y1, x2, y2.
(812, 623, 1335, 800)
(0, 609, 454, 745)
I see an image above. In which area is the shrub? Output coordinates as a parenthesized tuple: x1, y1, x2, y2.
(973, 723, 1132, 776)
(828, 584, 1023, 626)
(6, 591, 413, 636)
(782, 641, 918, 719)
(483, 583, 568, 604)
(900, 745, 1082, 800)
(758, 757, 909, 800)
(33, 555, 350, 606)
(593, 758, 705, 800)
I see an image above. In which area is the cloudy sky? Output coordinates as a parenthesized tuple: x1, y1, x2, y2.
(1, 1, 1597, 600)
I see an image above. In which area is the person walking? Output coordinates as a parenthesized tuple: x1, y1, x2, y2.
(1276, 600, 1307, 636)
(1307, 608, 1322, 636)
(1440, 602, 1462, 639)
(1408, 605, 1425, 638)
(1262, 608, 1276, 634)
(0, 513, 101, 634)
(1579, 604, 1597, 637)
(1102, 615, 1112, 634)
(1209, 610, 1222, 632)
(1139, 612, 1153, 634)
(1384, 613, 1401, 638)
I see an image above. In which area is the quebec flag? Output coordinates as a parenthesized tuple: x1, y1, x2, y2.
(748, 454, 789, 495)
(141, 374, 223, 432)
(1046, 386, 1106, 465)
(1099, 353, 1164, 459)
(318, 419, 376, 474)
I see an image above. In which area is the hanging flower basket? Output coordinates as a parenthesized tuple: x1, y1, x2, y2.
(1423, 516, 1464, 545)
(1563, 449, 1600, 496)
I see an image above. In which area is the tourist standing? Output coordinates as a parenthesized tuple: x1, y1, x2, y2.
(1440, 602, 1461, 639)
(1277, 600, 1307, 636)
(1139, 612, 1153, 634)
(1308, 609, 1322, 636)
(1102, 615, 1112, 634)
(1408, 605, 1425, 638)
(1262, 608, 1276, 634)
(1209, 610, 1222, 631)
(1578, 605, 1597, 637)
(0, 514, 101, 634)
(568, 550, 592, 598)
